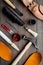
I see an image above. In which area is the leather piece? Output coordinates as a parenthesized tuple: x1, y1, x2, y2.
(0, 41, 12, 61)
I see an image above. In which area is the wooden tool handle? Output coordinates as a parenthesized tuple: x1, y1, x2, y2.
(3, 7, 24, 26)
(11, 42, 32, 65)
(27, 29, 38, 37)
(4, 0, 15, 9)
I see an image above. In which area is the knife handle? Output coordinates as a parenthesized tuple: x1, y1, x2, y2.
(4, 0, 15, 9)
(2, 6, 24, 26)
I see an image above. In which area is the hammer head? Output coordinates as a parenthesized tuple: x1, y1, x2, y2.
(22, 35, 38, 49)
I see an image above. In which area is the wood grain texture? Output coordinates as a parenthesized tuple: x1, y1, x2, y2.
(0, 0, 43, 65)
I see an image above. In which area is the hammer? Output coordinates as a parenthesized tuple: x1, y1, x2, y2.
(22, 35, 37, 49)
(11, 36, 37, 65)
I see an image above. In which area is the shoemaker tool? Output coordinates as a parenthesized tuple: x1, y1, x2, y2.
(1, 23, 20, 42)
(11, 37, 37, 65)
(2, 6, 38, 38)
(4, 0, 23, 16)
(0, 30, 19, 51)
(22, 35, 38, 49)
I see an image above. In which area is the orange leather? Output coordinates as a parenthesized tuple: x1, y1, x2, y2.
(24, 52, 42, 65)
(0, 41, 12, 61)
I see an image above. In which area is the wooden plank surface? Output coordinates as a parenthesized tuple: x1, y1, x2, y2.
(0, 0, 43, 65)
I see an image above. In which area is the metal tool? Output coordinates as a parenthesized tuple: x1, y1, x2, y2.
(1, 23, 20, 42)
(2, 6, 38, 38)
(4, 0, 23, 16)
(0, 30, 19, 51)
(11, 36, 37, 65)
(22, 35, 38, 49)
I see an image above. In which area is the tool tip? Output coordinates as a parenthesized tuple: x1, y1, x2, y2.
(11, 43, 20, 51)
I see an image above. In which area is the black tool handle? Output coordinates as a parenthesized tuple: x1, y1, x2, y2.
(2, 6, 24, 26)
(4, 0, 23, 16)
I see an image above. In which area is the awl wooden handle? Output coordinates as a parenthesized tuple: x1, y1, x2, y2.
(27, 29, 38, 37)
(4, 0, 15, 9)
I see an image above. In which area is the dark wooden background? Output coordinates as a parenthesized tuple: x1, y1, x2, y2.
(0, 0, 43, 65)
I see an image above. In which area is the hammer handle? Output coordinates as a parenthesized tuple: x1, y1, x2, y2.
(2, 7, 24, 26)
(4, 0, 15, 9)
(11, 42, 32, 65)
